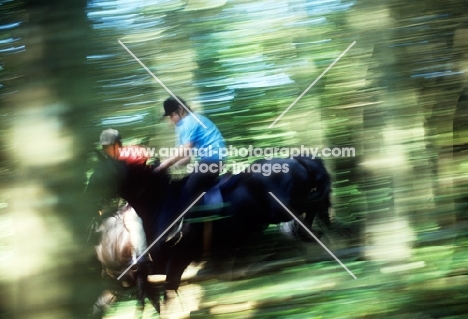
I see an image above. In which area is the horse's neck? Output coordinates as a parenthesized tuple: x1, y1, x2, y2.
(122, 170, 177, 231)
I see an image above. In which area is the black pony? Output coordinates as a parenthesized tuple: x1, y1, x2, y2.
(86, 153, 332, 315)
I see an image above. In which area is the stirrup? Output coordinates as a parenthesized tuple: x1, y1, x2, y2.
(165, 219, 183, 245)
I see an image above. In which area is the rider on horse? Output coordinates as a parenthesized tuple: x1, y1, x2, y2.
(156, 96, 227, 212)
(87, 129, 163, 315)
(91, 128, 160, 281)
(98, 128, 150, 265)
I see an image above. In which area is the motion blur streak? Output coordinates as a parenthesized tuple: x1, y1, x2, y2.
(1, 0, 468, 318)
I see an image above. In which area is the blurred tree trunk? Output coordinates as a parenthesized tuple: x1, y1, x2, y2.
(402, 1, 465, 229)
(3, 0, 100, 318)
(356, 0, 466, 261)
(317, 3, 368, 249)
(345, 1, 417, 261)
(452, 22, 468, 222)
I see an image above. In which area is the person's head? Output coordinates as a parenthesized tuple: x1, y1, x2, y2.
(163, 96, 190, 124)
(100, 128, 122, 159)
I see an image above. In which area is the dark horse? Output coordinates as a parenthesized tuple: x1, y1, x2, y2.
(86, 154, 332, 316)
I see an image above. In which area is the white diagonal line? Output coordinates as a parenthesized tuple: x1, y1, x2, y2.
(268, 192, 357, 279)
(117, 192, 206, 280)
(118, 40, 207, 129)
(269, 41, 356, 128)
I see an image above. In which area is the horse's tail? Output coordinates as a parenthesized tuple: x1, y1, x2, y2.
(295, 156, 332, 229)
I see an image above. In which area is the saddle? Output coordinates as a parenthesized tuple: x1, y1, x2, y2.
(183, 172, 237, 255)
(163, 173, 238, 248)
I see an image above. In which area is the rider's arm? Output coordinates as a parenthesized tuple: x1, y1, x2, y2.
(173, 156, 191, 167)
(155, 142, 193, 172)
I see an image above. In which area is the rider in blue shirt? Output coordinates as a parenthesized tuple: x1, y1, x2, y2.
(156, 96, 227, 209)
(176, 108, 226, 163)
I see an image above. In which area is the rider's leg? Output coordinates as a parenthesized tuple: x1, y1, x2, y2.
(183, 160, 221, 206)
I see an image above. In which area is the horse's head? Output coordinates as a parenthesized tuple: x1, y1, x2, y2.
(94, 203, 138, 287)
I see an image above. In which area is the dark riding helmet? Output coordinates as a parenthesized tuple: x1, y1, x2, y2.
(100, 128, 122, 146)
(163, 96, 188, 116)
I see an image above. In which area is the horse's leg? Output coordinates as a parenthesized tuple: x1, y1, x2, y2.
(160, 235, 198, 319)
(297, 191, 332, 241)
(135, 269, 146, 312)
(161, 258, 192, 319)
(144, 244, 176, 314)
(164, 256, 192, 292)
(138, 259, 161, 314)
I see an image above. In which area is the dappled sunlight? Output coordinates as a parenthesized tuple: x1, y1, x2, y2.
(0, 182, 75, 318)
(13, 105, 74, 167)
(1, 0, 468, 317)
(365, 218, 416, 261)
(0, 169, 77, 282)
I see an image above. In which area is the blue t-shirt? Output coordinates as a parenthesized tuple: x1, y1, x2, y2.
(176, 113, 226, 162)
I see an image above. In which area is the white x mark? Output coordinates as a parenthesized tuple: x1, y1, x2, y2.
(269, 192, 357, 279)
(269, 41, 356, 128)
(118, 40, 207, 129)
